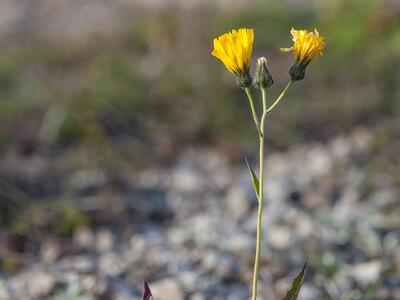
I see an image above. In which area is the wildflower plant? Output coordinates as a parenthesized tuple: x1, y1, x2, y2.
(212, 28, 325, 299)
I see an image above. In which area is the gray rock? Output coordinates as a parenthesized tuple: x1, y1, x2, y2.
(74, 227, 95, 249)
(224, 233, 254, 255)
(0, 280, 11, 300)
(99, 253, 125, 276)
(177, 271, 200, 293)
(350, 260, 382, 286)
(0, 270, 56, 300)
(202, 250, 240, 280)
(225, 184, 253, 217)
(189, 293, 206, 300)
(169, 163, 207, 193)
(111, 282, 136, 300)
(225, 284, 249, 300)
(28, 271, 56, 298)
(67, 169, 106, 192)
(40, 238, 61, 263)
(149, 278, 184, 300)
(268, 226, 292, 250)
(55, 256, 95, 274)
(298, 284, 321, 300)
(96, 229, 114, 253)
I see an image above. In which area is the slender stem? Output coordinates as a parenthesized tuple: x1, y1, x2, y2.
(251, 87, 267, 300)
(266, 80, 294, 114)
(251, 82, 294, 300)
(244, 87, 261, 136)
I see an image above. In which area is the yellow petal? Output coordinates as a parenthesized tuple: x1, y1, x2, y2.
(281, 28, 325, 63)
(211, 28, 254, 76)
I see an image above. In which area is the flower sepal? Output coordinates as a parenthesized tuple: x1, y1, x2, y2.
(236, 71, 252, 89)
(289, 60, 309, 81)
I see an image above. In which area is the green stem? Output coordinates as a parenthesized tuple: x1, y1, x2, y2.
(245, 87, 261, 136)
(266, 80, 294, 114)
(251, 82, 293, 300)
(251, 87, 267, 300)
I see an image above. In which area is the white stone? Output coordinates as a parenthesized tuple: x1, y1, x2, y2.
(149, 278, 184, 300)
(350, 260, 382, 286)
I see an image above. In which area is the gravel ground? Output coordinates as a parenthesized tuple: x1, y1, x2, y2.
(0, 128, 399, 300)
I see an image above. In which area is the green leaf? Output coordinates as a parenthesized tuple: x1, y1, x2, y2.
(245, 158, 259, 197)
(281, 263, 307, 300)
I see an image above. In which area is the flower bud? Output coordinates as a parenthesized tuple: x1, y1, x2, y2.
(254, 57, 273, 89)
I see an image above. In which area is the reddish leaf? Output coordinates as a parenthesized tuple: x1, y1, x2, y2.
(142, 281, 153, 300)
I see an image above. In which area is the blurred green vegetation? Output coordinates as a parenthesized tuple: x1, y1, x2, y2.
(0, 0, 398, 166)
(0, 199, 91, 272)
(1, 0, 399, 239)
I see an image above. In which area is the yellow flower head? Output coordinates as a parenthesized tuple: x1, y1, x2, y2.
(212, 28, 254, 87)
(280, 28, 325, 81)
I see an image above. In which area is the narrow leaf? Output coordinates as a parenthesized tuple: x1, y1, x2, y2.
(281, 263, 307, 300)
(245, 158, 259, 197)
(142, 281, 153, 300)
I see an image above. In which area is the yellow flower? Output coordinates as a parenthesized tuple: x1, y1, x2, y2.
(280, 28, 325, 81)
(212, 28, 254, 87)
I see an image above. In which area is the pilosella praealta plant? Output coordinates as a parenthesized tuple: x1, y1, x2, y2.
(212, 27, 325, 300)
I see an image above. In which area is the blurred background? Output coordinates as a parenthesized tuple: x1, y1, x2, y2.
(0, 0, 399, 299)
